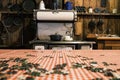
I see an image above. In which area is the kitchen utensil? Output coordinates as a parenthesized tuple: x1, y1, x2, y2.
(74, 0, 86, 13)
(39, 0, 45, 10)
(64, 36, 73, 41)
(97, 17, 104, 32)
(7, 0, 13, 9)
(89, 7, 93, 13)
(65, 1, 73, 10)
(49, 33, 62, 41)
(22, 0, 36, 11)
(1, 22, 12, 45)
(0, 21, 4, 35)
(101, 9, 109, 13)
(10, 0, 22, 11)
(88, 18, 96, 33)
(2, 15, 14, 27)
(0, 0, 3, 10)
(1, 33, 9, 45)
(74, 6, 86, 13)
(53, 0, 58, 10)
(101, 0, 107, 7)
(113, 9, 117, 14)
(13, 13, 23, 26)
(0, 37, 3, 44)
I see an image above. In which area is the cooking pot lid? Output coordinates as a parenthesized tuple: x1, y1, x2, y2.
(22, 0, 36, 11)
(88, 20, 96, 33)
(94, 8, 101, 13)
(2, 16, 14, 27)
(13, 16, 23, 26)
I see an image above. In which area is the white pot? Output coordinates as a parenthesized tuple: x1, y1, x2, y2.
(89, 8, 93, 13)
(112, 9, 117, 14)
(64, 36, 73, 41)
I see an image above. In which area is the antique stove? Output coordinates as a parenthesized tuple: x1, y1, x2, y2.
(29, 10, 95, 50)
(33, 9, 77, 41)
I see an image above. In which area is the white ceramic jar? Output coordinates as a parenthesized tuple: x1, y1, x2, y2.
(64, 36, 73, 41)
(112, 8, 117, 14)
(39, 0, 45, 10)
(89, 7, 93, 13)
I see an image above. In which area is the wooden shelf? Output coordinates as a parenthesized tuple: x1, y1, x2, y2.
(1, 10, 119, 16)
(77, 12, 120, 16)
(0, 10, 33, 14)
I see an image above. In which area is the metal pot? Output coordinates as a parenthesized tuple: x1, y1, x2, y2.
(7, 0, 13, 9)
(88, 19, 96, 33)
(22, 0, 36, 11)
(65, 1, 73, 10)
(10, 0, 22, 11)
(2, 15, 14, 27)
(0, 0, 3, 10)
(49, 33, 62, 41)
(13, 15, 23, 26)
(97, 17, 104, 32)
(101, 0, 107, 7)
(0, 21, 4, 35)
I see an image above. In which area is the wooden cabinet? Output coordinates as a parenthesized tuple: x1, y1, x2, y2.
(97, 37, 120, 49)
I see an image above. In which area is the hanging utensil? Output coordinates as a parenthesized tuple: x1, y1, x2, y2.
(0, 21, 4, 35)
(7, 0, 13, 9)
(94, 0, 101, 13)
(1, 21, 12, 45)
(13, 13, 23, 26)
(88, 16, 96, 33)
(22, 0, 36, 11)
(1, 33, 9, 45)
(0, 0, 3, 10)
(8, 13, 23, 32)
(2, 15, 14, 28)
(53, 0, 58, 10)
(49, 33, 62, 41)
(101, 0, 107, 7)
(2, 16, 16, 33)
(97, 16, 104, 33)
(10, 0, 22, 11)
(100, 0, 109, 13)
